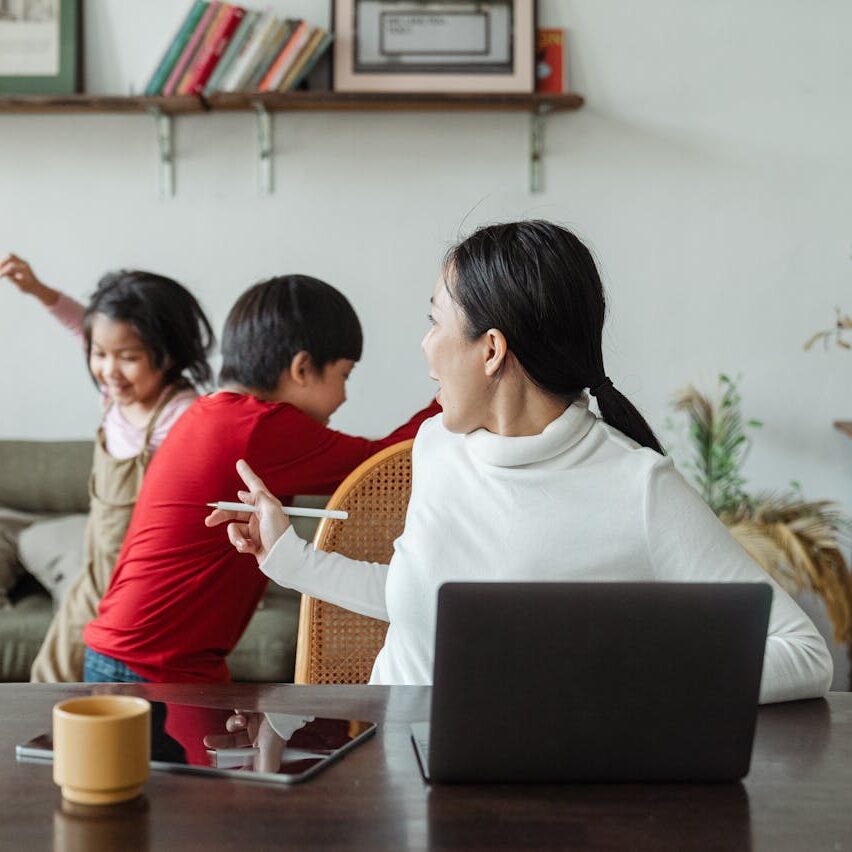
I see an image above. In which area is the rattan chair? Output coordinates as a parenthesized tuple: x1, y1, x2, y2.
(293, 440, 414, 684)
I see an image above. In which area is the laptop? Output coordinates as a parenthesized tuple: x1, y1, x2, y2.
(411, 581, 772, 783)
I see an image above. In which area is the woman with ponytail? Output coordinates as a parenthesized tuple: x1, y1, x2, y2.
(207, 221, 832, 704)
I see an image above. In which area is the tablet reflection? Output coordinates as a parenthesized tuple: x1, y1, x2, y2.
(53, 795, 149, 852)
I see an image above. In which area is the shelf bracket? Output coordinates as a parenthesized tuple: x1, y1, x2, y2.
(147, 106, 175, 199)
(253, 101, 273, 195)
(529, 103, 552, 194)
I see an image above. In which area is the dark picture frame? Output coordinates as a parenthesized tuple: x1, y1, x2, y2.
(0, 0, 82, 95)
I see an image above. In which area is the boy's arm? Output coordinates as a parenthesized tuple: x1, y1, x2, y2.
(248, 398, 441, 497)
(378, 398, 442, 447)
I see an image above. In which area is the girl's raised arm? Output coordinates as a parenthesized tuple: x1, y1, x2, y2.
(1, 253, 84, 337)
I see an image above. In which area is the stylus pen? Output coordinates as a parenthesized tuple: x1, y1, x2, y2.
(206, 501, 348, 520)
(208, 747, 259, 758)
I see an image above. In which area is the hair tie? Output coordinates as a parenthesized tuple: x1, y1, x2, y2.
(589, 376, 613, 397)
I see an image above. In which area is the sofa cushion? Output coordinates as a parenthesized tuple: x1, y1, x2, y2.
(0, 440, 92, 514)
(0, 586, 54, 682)
(18, 515, 88, 606)
(0, 506, 43, 609)
(227, 587, 302, 682)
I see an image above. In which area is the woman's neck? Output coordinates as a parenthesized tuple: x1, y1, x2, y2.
(482, 379, 570, 437)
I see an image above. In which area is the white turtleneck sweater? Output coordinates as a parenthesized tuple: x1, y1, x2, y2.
(261, 402, 832, 704)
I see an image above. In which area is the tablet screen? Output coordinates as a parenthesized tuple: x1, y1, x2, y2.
(16, 700, 376, 785)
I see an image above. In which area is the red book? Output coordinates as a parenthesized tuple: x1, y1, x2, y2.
(535, 28, 564, 94)
(163, 1, 221, 96)
(179, 4, 246, 95)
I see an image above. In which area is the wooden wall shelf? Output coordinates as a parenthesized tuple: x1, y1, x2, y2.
(0, 94, 203, 114)
(0, 91, 583, 114)
(207, 91, 584, 113)
(0, 91, 584, 195)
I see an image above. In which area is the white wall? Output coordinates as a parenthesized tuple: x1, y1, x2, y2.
(2, 0, 852, 516)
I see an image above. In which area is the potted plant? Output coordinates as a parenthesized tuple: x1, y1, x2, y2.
(804, 308, 852, 351)
(670, 375, 852, 686)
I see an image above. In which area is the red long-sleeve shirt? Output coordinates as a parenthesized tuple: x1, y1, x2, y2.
(84, 392, 440, 682)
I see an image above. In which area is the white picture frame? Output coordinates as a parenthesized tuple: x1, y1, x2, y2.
(332, 0, 535, 94)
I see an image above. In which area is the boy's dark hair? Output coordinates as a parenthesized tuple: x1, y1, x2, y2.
(218, 275, 363, 392)
(83, 270, 215, 389)
(446, 220, 664, 455)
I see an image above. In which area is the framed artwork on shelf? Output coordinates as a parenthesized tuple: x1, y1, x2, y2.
(0, 0, 82, 95)
(332, 0, 535, 94)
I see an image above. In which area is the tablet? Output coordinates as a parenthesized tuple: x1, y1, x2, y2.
(16, 699, 376, 786)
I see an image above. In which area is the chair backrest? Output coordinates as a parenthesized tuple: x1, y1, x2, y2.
(293, 440, 414, 684)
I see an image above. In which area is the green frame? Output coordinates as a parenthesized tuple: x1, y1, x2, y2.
(0, 0, 82, 95)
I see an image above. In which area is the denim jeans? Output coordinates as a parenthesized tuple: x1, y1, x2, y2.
(83, 647, 148, 683)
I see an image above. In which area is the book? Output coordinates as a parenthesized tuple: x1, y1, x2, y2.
(220, 10, 278, 93)
(535, 28, 564, 94)
(179, 4, 246, 95)
(277, 26, 322, 92)
(144, 0, 208, 96)
(282, 30, 333, 92)
(176, 3, 229, 94)
(162, 1, 221, 96)
(244, 19, 294, 92)
(217, 9, 266, 92)
(203, 9, 259, 96)
(259, 20, 310, 92)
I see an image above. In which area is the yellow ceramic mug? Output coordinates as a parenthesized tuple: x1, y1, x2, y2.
(53, 696, 151, 805)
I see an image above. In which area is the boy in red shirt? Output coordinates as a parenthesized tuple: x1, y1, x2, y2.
(83, 275, 439, 683)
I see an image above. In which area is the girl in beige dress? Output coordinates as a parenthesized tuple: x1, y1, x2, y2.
(1, 255, 214, 681)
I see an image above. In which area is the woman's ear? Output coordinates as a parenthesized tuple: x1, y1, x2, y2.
(288, 351, 314, 387)
(483, 329, 508, 377)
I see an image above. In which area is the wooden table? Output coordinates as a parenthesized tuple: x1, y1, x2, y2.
(2, 683, 850, 851)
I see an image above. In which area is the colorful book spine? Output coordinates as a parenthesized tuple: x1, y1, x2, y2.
(245, 19, 292, 92)
(218, 10, 267, 92)
(221, 10, 277, 93)
(277, 27, 321, 93)
(259, 20, 310, 92)
(203, 9, 258, 96)
(279, 28, 326, 92)
(177, 3, 229, 95)
(144, 0, 208, 96)
(283, 31, 333, 92)
(162, 1, 221, 96)
(180, 4, 246, 95)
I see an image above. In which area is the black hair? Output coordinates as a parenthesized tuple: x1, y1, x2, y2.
(218, 274, 363, 392)
(445, 220, 664, 454)
(83, 270, 214, 389)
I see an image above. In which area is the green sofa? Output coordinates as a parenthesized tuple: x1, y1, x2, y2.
(0, 440, 322, 683)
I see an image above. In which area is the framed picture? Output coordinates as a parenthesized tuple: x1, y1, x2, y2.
(332, 0, 534, 93)
(0, 0, 82, 95)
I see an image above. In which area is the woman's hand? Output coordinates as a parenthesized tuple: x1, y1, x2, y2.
(0, 254, 58, 305)
(204, 459, 290, 564)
